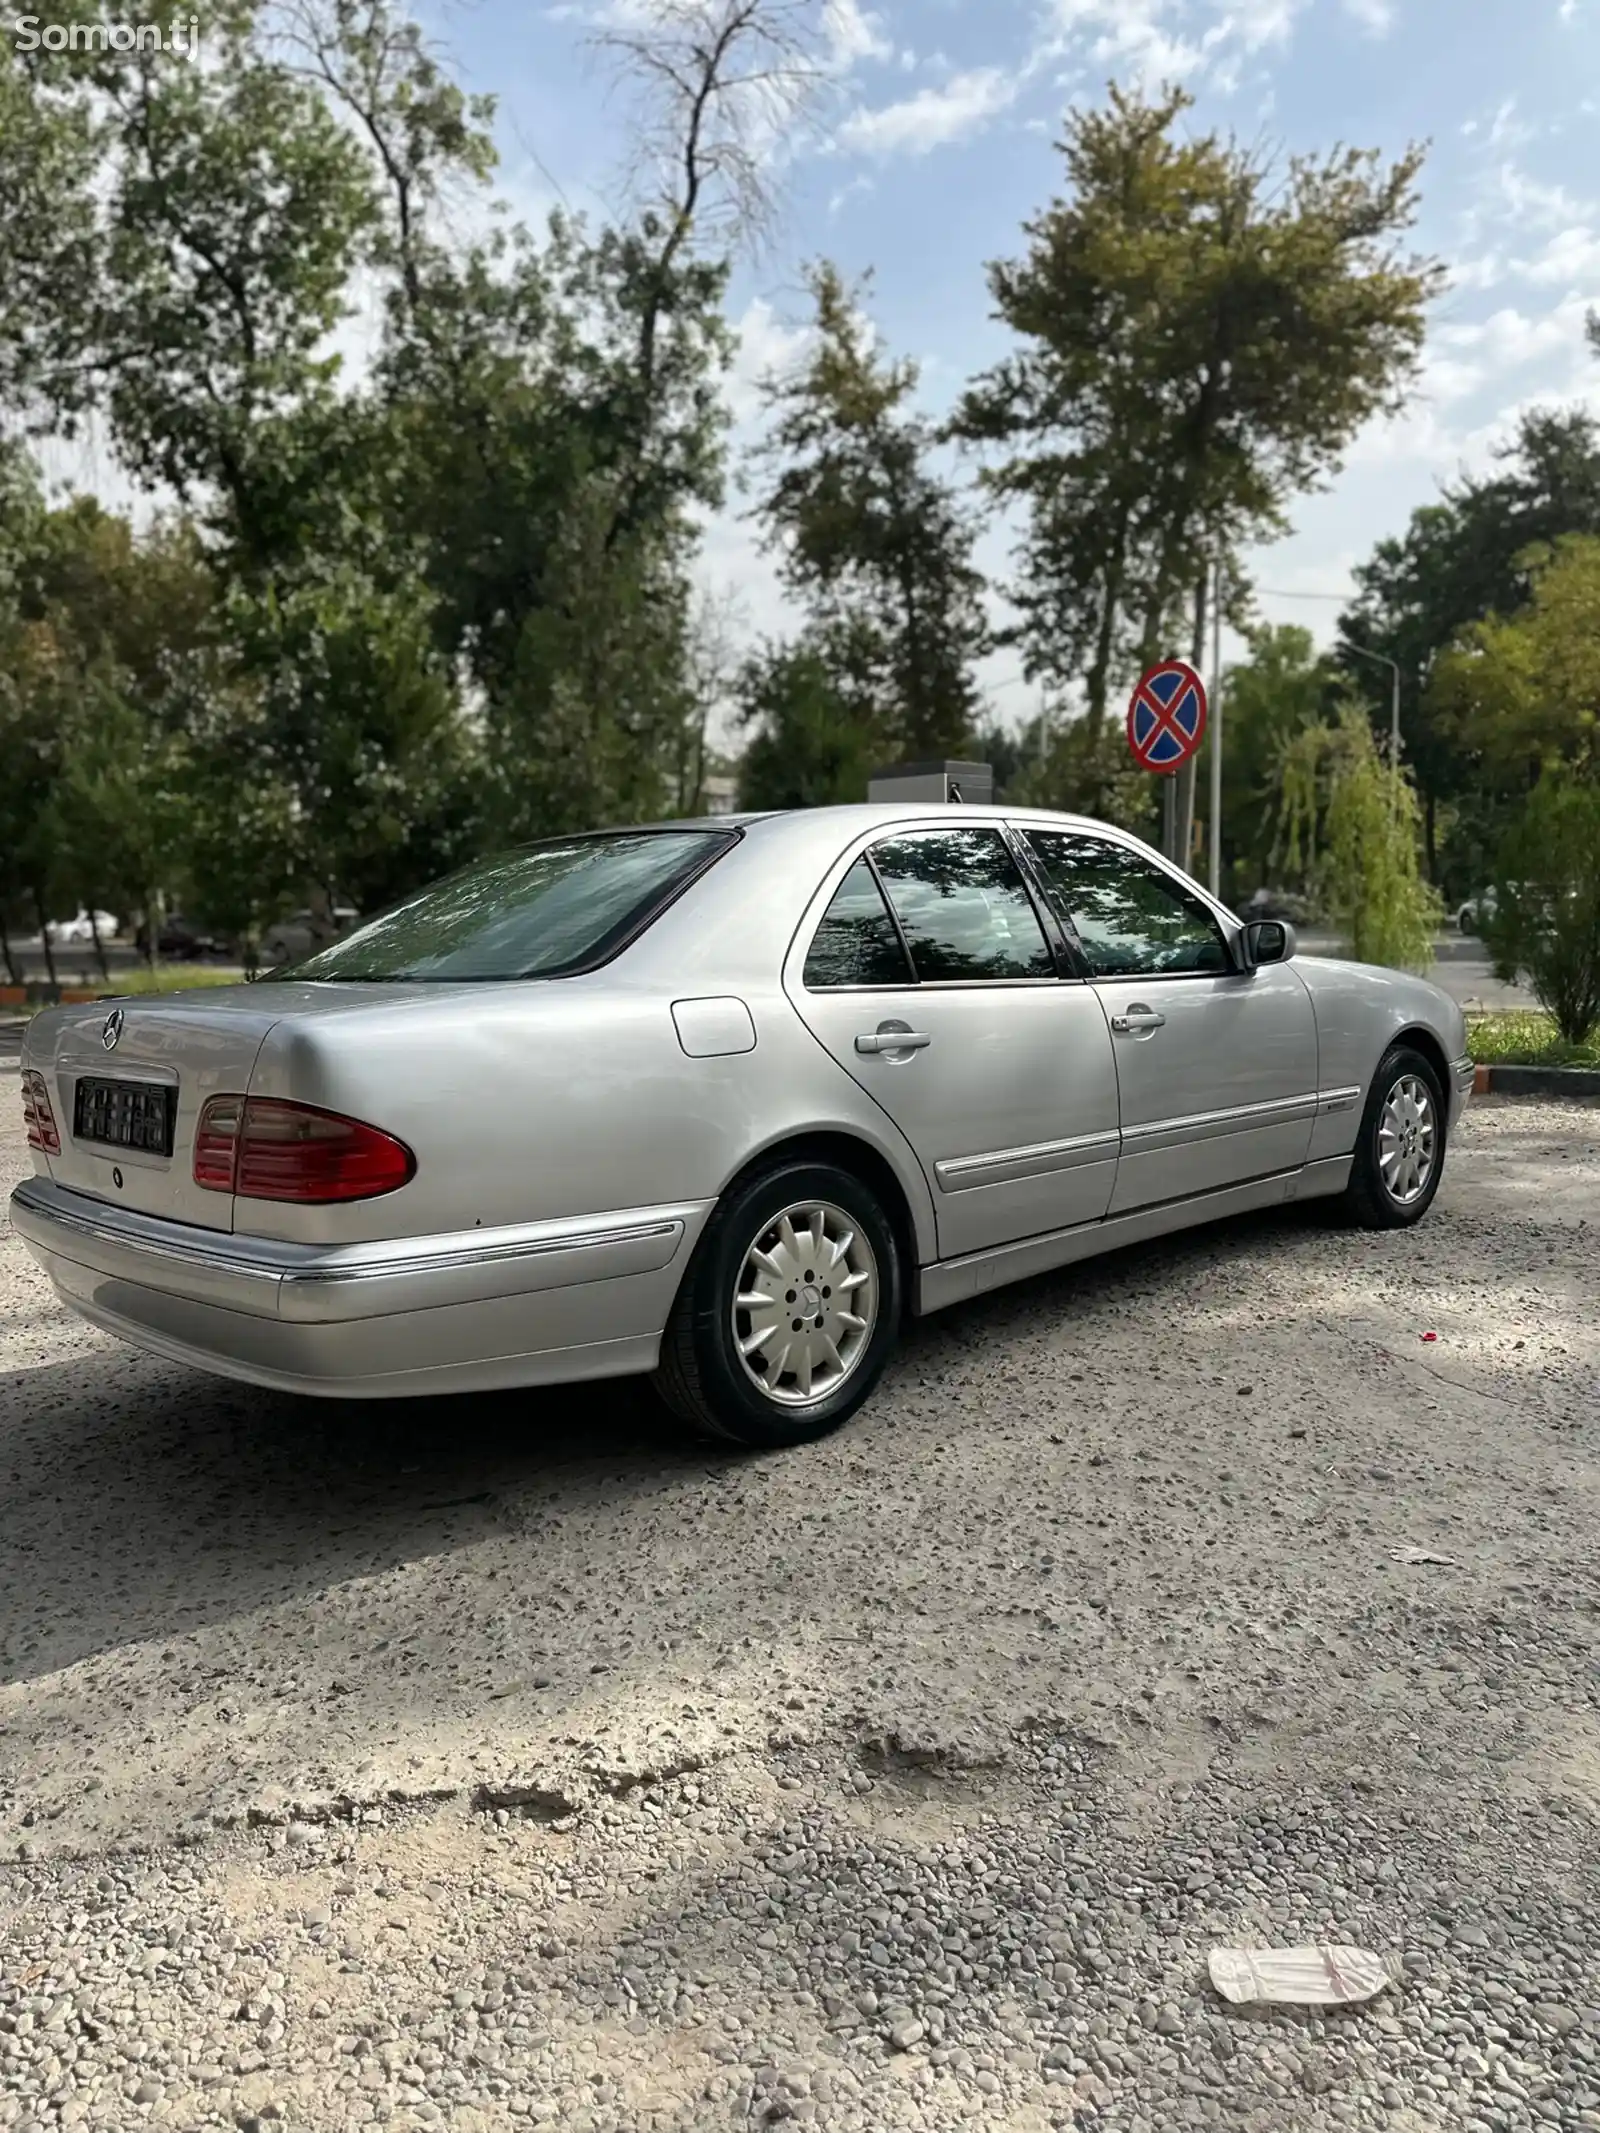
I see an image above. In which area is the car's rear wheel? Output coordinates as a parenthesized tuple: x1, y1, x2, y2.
(1342, 1044, 1447, 1229)
(653, 1159, 902, 1449)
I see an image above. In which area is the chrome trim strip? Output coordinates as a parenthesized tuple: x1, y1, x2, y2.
(1316, 1084, 1362, 1115)
(280, 1219, 684, 1289)
(1450, 1054, 1475, 1088)
(11, 1179, 280, 1286)
(935, 1128, 1121, 1192)
(10, 1177, 698, 1290)
(1120, 1090, 1319, 1153)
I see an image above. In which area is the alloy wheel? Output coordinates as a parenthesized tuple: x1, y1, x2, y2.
(730, 1201, 879, 1408)
(1377, 1072, 1437, 1206)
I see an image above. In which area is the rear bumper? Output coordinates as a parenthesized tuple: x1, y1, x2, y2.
(9, 1177, 712, 1397)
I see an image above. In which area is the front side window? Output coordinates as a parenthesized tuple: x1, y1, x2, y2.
(278, 831, 736, 982)
(871, 829, 1054, 982)
(804, 859, 915, 988)
(1023, 832, 1230, 978)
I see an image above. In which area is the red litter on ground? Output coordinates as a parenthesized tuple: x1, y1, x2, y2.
(1421, 1332, 1439, 1343)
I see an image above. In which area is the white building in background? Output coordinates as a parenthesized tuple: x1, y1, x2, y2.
(700, 775, 738, 816)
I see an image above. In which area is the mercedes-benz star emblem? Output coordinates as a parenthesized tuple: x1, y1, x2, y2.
(101, 1008, 124, 1052)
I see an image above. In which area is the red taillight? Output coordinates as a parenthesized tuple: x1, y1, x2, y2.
(193, 1094, 242, 1191)
(193, 1096, 414, 1203)
(21, 1070, 61, 1155)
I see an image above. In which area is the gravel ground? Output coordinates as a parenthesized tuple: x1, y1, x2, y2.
(2, 1077, 1598, 2132)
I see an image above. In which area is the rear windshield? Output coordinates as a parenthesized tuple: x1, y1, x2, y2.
(277, 830, 736, 982)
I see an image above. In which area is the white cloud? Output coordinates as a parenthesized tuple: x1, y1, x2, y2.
(1492, 160, 1589, 230)
(827, 172, 875, 216)
(1518, 223, 1600, 285)
(1034, 0, 1314, 95)
(721, 297, 816, 429)
(1342, 0, 1394, 30)
(1216, 0, 1305, 48)
(836, 67, 1018, 158)
(821, 0, 893, 71)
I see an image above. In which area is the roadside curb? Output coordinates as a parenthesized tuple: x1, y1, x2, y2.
(1473, 1062, 1600, 1098)
(0, 984, 124, 1008)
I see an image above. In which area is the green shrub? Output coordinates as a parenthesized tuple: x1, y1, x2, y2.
(1484, 775, 1600, 1047)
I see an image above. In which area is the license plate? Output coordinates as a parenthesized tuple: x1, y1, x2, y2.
(73, 1077, 177, 1158)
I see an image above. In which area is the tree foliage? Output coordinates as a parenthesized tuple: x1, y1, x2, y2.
(1483, 771, 1600, 1046)
(1276, 706, 1441, 969)
(955, 79, 1440, 874)
(749, 262, 988, 772)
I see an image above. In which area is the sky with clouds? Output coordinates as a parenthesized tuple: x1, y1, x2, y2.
(52, 0, 1600, 732)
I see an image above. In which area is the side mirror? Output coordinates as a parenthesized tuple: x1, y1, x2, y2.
(1243, 918, 1295, 967)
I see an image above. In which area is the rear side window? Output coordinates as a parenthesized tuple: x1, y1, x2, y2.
(280, 831, 737, 982)
(804, 859, 914, 988)
(872, 829, 1054, 982)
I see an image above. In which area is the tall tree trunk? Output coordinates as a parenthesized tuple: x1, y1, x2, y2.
(0, 914, 19, 988)
(33, 888, 58, 991)
(144, 890, 161, 975)
(1084, 520, 1128, 742)
(1423, 786, 1437, 881)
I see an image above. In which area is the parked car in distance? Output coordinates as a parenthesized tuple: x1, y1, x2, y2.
(14, 805, 1474, 1450)
(1456, 888, 1498, 936)
(261, 905, 360, 965)
(44, 909, 120, 945)
(134, 914, 218, 958)
(1242, 887, 1319, 926)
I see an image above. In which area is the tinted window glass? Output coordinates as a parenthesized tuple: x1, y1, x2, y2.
(804, 859, 914, 988)
(279, 832, 734, 982)
(871, 830, 1053, 982)
(1024, 832, 1229, 978)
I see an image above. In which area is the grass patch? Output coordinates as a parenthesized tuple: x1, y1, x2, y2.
(1466, 1009, 1600, 1068)
(95, 964, 246, 994)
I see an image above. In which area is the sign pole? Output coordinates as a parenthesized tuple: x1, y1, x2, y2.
(1209, 555, 1224, 899)
(1161, 774, 1177, 863)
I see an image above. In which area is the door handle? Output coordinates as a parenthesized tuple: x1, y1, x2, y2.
(1109, 1005, 1166, 1033)
(855, 1027, 932, 1055)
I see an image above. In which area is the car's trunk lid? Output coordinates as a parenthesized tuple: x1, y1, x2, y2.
(26, 989, 286, 1232)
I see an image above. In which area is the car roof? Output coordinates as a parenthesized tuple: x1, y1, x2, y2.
(619, 803, 1116, 837)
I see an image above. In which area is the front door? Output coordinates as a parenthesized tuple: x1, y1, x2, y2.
(1019, 829, 1319, 1215)
(787, 825, 1122, 1260)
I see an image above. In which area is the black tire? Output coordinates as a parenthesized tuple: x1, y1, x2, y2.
(653, 1159, 903, 1450)
(1342, 1044, 1448, 1230)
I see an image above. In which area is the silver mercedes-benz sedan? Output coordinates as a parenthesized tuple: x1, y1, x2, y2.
(13, 805, 1473, 1448)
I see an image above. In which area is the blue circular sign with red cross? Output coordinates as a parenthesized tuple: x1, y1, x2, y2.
(1127, 659, 1208, 772)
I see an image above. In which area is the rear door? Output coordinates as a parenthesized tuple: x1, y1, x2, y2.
(1019, 830, 1319, 1215)
(786, 825, 1122, 1260)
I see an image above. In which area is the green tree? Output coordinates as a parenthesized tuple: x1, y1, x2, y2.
(735, 633, 879, 810)
(1277, 706, 1441, 968)
(1213, 624, 1342, 901)
(1010, 713, 1158, 837)
(1429, 535, 1600, 790)
(956, 81, 1441, 864)
(1484, 771, 1600, 1046)
(1341, 405, 1600, 884)
(753, 262, 989, 766)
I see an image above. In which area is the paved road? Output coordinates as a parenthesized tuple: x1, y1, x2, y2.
(2, 1066, 1598, 2129)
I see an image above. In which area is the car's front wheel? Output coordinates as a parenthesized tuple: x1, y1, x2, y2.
(653, 1158, 903, 1449)
(1342, 1044, 1447, 1229)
